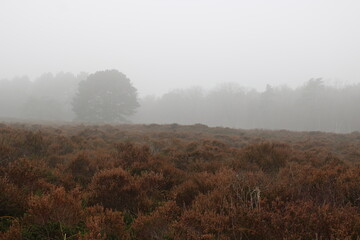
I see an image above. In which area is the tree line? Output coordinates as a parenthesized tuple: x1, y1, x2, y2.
(0, 72, 87, 121)
(134, 79, 360, 132)
(1, 71, 360, 132)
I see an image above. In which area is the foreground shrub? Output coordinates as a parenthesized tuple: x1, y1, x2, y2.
(249, 199, 360, 240)
(0, 220, 21, 240)
(67, 153, 96, 186)
(5, 158, 52, 194)
(0, 177, 27, 217)
(26, 187, 83, 226)
(173, 169, 235, 207)
(80, 205, 128, 240)
(89, 168, 138, 212)
(132, 201, 180, 240)
(239, 142, 291, 172)
(23, 187, 84, 239)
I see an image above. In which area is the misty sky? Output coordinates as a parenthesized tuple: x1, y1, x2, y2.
(1, 0, 360, 96)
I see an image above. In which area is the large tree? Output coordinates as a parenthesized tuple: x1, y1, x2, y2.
(72, 70, 139, 123)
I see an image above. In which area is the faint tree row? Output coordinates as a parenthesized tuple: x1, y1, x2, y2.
(1, 73, 360, 132)
(0, 70, 139, 124)
(132, 79, 360, 133)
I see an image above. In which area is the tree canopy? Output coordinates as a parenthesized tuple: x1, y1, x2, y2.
(72, 70, 139, 123)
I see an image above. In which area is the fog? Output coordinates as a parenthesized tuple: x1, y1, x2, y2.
(1, 74, 360, 132)
(1, 1, 360, 132)
(132, 80, 360, 132)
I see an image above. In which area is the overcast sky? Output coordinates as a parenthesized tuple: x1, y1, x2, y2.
(1, 0, 360, 96)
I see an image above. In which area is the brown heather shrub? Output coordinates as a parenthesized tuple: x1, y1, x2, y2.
(174, 169, 267, 240)
(146, 159, 185, 191)
(174, 204, 230, 240)
(26, 186, 83, 226)
(230, 171, 269, 210)
(0, 219, 22, 240)
(239, 142, 291, 173)
(67, 153, 96, 186)
(48, 135, 74, 155)
(2, 124, 360, 239)
(135, 171, 165, 209)
(132, 201, 180, 240)
(172, 178, 200, 207)
(23, 131, 48, 156)
(336, 166, 360, 207)
(91, 150, 117, 170)
(272, 162, 353, 205)
(174, 176, 360, 240)
(173, 169, 235, 207)
(89, 168, 139, 212)
(249, 199, 360, 240)
(114, 142, 152, 168)
(0, 144, 16, 165)
(50, 167, 78, 190)
(5, 158, 53, 194)
(168, 140, 231, 173)
(301, 149, 345, 167)
(173, 188, 245, 240)
(187, 140, 230, 162)
(0, 177, 27, 217)
(89, 167, 166, 213)
(79, 232, 106, 240)
(80, 205, 128, 240)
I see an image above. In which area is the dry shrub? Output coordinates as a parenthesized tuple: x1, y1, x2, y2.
(0, 219, 22, 240)
(114, 142, 151, 168)
(89, 167, 166, 213)
(23, 131, 48, 156)
(188, 140, 230, 162)
(171, 140, 231, 172)
(26, 186, 83, 226)
(336, 166, 360, 207)
(173, 209, 232, 240)
(79, 232, 106, 240)
(173, 169, 235, 207)
(173, 170, 268, 240)
(5, 157, 53, 194)
(80, 205, 128, 240)
(2, 124, 360, 240)
(239, 142, 291, 172)
(48, 135, 74, 155)
(67, 153, 96, 185)
(49, 167, 77, 190)
(0, 144, 16, 165)
(250, 199, 360, 240)
(132, 201, 180, 240)
(173, 188, 248, 240)
(174, 174, 360, 240)
(273, 162, 355, 205)
(135, 171, 165, 210)
(0, 177, 26, 217)
(230, 171, 269, 210)
(301, 148, 344, 167)
(89, 168, 138, 212)
(146, 159, 185, 191)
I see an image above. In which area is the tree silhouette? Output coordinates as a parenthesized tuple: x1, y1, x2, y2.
(72, 70, 139, 123)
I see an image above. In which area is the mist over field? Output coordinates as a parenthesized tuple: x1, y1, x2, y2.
(1, 74, 360, 132)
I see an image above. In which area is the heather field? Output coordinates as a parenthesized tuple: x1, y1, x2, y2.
(1, 123, 360, 239)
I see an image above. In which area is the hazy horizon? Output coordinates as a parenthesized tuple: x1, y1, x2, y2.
(1, 0, 360, 96)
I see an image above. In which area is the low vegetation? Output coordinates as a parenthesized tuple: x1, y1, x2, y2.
(1, 123, 360, 239)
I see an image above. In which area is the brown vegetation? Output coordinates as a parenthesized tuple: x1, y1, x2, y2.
(1, 123, 360, 239)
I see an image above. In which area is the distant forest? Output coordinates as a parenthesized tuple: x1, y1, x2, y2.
(1, 73, 360, 133)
